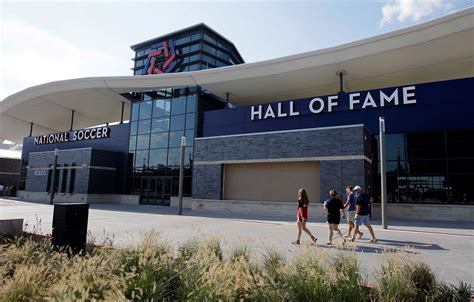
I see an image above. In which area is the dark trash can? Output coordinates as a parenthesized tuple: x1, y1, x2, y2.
(52, 203, 89, 254)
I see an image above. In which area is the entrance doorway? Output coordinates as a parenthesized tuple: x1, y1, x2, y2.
(140, 176, 172, 205)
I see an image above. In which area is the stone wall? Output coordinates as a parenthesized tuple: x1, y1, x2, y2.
(371, 203, 474, 222)
(193, 125, 371, 203)
(25, 148, 120, 195)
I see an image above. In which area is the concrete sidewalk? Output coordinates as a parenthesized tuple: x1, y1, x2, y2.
(1, 198, 473, 285)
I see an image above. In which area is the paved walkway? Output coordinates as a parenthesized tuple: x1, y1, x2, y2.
(1, 198, 473, 284)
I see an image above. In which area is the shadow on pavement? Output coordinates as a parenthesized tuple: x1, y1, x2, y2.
(316, 242, 420, 254)
(374, 239, 447, 251)
(89, 203, 294, 224)
(370, 218, 474, 231)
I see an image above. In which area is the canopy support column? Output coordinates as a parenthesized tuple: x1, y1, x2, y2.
(70, 110, 75, 131)
(120, 102, 125, 124)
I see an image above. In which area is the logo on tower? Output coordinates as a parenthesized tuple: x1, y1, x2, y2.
(144, 40, 177, 74)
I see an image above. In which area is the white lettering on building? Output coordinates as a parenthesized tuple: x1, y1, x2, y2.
(250, 85, 417, 120)
(34, 127, 111, 145)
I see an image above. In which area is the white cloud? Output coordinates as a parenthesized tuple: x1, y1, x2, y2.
(0, 17, 128, 100)
(379, 0, 454, 27)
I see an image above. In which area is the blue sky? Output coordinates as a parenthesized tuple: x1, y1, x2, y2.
(0, 0, 472, 102)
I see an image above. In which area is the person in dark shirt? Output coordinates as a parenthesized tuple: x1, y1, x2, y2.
(292, 188, 317, 245)
(323, 189, 345, 245)
(351, 185, 377, 243)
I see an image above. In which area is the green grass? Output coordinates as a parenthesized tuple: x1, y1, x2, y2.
(0, 232, 471, 301)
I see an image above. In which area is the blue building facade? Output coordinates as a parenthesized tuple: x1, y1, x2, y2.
(197, 77, 474, 204)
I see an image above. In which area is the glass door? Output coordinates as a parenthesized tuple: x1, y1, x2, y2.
(140, 176, 172, 206)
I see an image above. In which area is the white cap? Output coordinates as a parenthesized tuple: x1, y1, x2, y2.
(353, 185, 362, 191)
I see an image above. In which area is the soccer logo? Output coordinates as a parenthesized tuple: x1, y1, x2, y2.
(144, 40, 177, 74)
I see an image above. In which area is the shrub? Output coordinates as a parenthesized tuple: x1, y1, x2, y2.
(0, 233, 471, 302)
(0, 264, 56, 301)
(432, 281, 472, 302)
(118, 231, 181, 301)
(375, 252, 436, 301)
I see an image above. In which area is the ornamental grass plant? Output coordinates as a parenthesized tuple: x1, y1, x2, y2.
(0, 232, 471, 301)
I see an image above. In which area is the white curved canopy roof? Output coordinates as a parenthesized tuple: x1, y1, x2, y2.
(1, 7, 473, 144)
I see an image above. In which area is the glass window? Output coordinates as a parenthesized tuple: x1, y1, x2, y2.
(182, 56, 190, 64)
(203, 34, 216, 45)
(135, 150, 149, 167)
(406, 160, 446, 175)
(137, 50, 145, 57)
(167, 148, 180, 166)
(190, 43, 200, 52)
(150, 132, 169, 149)
(153, 99, 171, 117)
(406, 132, 445, 160)
(149, 148, 168, 167)
(137, 119, 151, 134)
(400, 176, 446, 203)
(216, 50, 229, 61)
(202, 54, 216, 65)
(166, 147, 193, 167)
(216, 60, 227, 67)
(180, 46, 190, 54)
(171, 96, 186, 115)
(450, 175, 474, 204)
(131, 102, 140, 121)
(143, 92, 153, 102)
(448, 159, 474, 174)
(447, 130, 474, 158)
(189, 64, 199, 71)
(189, 54, 200, 62)
(185, 113, 195, 129)
(216, 41, 225, 49)
(151, 117, 169, 133)
(170, 114, 186, 131)
(185, 129, 195, 146)
(175, 35, 191, 46)
(136, 134, 150, 150)
(191, 33, 201, 41)
(169, 130, 185, 147)
(130, 121, 138, 136)
(129, 135, 137, 151)
(186, 94, 197, 113)
(203, 44, 216, 56)
(139, 101, 152, 120)
(375, 134, 406, 161)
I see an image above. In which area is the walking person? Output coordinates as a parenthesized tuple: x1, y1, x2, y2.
(292, 188, 317, 245)
(343, 186, 356, 239)
(324, 189, 345, 245)
(351, 186, 377, 243)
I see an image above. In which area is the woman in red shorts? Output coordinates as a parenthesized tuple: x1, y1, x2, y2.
(292, 188, 317, 245)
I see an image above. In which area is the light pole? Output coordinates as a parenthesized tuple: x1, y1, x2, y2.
(178, 136, 186, 215)
(397, 147, 401, 202)
(49, 148, 59, 205)
(379, 117, 388, 229)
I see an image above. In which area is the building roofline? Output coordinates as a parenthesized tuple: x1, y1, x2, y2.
(130, 23, 245, 63)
